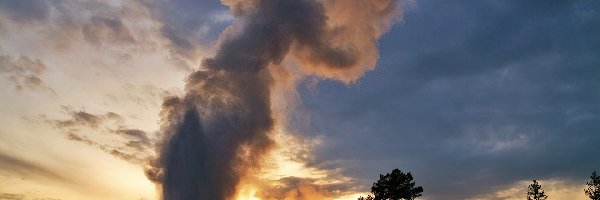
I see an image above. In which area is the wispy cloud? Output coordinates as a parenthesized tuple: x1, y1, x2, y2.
(43, 108, 155, 165)
(258, 176, 360, 200)
(0, 193, 25, 200)
(0, 152, 70, 183)
(0, 54, 54, 94)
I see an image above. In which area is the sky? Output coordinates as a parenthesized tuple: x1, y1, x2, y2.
(0, 0, 599, 200)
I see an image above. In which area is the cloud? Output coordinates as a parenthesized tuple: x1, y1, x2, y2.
(140, 0, 231, 71)
(297, 0, 600, 199)
(0, 0, 50, 23)
(114, 129, 151, 144)
(0, 0, 227, 71)
(0, 152, 69, 183)
(291, 0, 402, 83)
(0, 54, 54, 93)
(0, 193, 25, 200)
(1, 1, 144, 47)
(114, 129, 153, 152)
(146, 0, 229, 49)
(114, 84, 177, 109)
(47, 109, 121, 129)
(81, 16, 136, 46)
(66, 131, 149, 165)
(43, 108, 155, 165)
(0, 193, 61, 200)
(258, 176, 359, 200)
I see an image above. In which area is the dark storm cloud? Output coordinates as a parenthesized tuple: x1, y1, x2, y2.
(299, 0, 600, 199)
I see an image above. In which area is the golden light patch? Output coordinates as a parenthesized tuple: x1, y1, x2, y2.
(235, 184, 261, 200)
(231, 124, 367, 200)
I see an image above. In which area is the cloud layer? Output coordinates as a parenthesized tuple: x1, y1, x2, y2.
(300, 0, 600, 199)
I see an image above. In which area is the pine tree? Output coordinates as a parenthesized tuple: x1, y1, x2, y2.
(585, 171, 600, 200)
(358, 195, 374, 200)
(358, 168, 423, 200)
(527, 180, 548, 200)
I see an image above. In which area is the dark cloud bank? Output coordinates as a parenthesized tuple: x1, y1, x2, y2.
(301, 0, 600, 199)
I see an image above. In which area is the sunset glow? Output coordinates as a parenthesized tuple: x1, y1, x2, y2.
(1, 0, 599, 200)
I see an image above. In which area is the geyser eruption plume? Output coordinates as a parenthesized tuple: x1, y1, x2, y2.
(145, 0, 402, 199)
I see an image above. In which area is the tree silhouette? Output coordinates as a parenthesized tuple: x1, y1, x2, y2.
(358, 168, 423, 200)
(527, 180, 548, 200)
(358, 195, 374, 200)
(585, 171, 600, 200)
